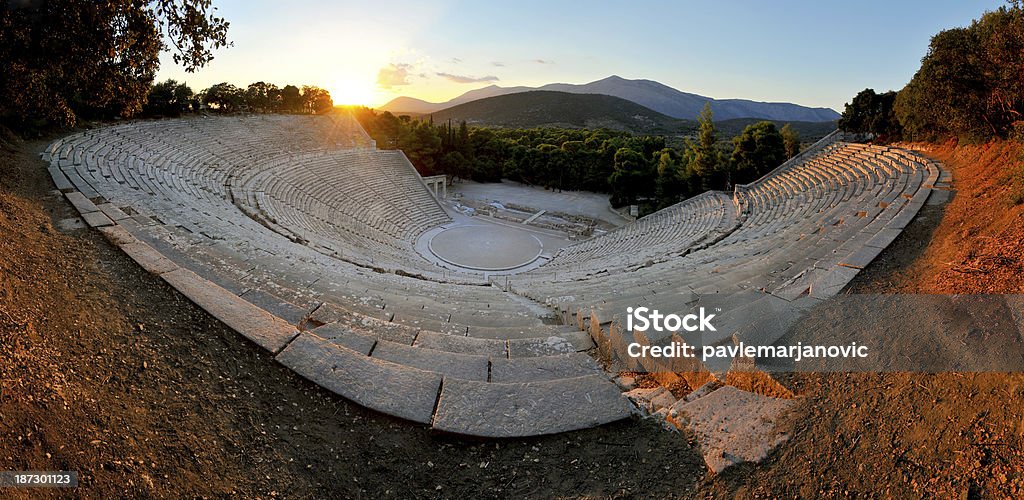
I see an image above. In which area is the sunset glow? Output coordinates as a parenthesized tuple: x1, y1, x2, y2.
(327, 75, 377, 106)
(154, 0, 1006, 111)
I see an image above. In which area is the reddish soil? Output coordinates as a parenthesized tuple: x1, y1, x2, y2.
(1, 131, 1022, 497)
(851, 139, 1024, 294)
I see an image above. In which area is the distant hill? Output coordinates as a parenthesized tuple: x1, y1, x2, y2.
(427, 91, 692, 134)
(380, 75, 840, 122)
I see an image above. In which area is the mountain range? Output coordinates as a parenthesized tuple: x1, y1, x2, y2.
(380, 75, 840, 122)
(423, 91, 839, 140)
(427, 91, 687, 134)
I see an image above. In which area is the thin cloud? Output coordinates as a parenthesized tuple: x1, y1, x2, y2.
(436, 72, 499, 84)
(492, 61, 505, 67)
(534, 59, 554, 64)
(377, 63, 413, 89)
(449, 57, 463, 64)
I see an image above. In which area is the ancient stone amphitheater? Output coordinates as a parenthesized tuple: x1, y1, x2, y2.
(42, 112, 942, 441)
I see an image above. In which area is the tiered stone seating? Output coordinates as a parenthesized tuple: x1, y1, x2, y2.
(537, 191, 738, 278)
(234, 149, 450, 274)
(512, 135, 940, 374)
(43, 113, 632, 437)
(44, 114, 938, 438)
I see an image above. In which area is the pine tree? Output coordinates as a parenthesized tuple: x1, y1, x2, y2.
(688, 104, 722, 191)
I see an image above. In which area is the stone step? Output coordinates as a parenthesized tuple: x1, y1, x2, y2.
(431, 375, 632, 438)
(413, 330, 508, 357)
(371, 340, 489, 382)
(276, 333, 442, 425)
(490, 352, 603, 383)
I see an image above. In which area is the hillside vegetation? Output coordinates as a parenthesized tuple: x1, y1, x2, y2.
(427, 91, 687, 134)
(381, 75, 840, 122)
(840, 2, 1024, 142)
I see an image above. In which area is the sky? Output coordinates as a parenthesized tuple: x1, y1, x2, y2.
(155, 0, 1008, 111)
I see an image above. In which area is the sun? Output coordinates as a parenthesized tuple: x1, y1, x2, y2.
(327, 76, 378, 107)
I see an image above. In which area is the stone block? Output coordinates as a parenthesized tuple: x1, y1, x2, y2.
(490, 352, 602, 383)
(276, 334, 441, 424)
(372, 340, 489, 381)
(432, 375, 631, 437)
(162, 267, 298, 353)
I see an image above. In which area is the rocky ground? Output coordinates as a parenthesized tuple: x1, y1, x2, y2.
(1, 131, 1022, 497)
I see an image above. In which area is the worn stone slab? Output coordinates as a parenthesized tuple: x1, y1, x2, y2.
(463, 324, 557, 340)
(118, 240, 179, 275)
(886, 204, 920, 230)
(162, 267, 298, 353)
(432, 374, 631, 437)
(838, 244, 886, 269)
(48, 167, 74, 191)
(97, 224, 135, 245)
(864, 227, 903, 249)
(490, 352, 602, 383)
(413, 330, 507, 357)
(239, 289, 308, 326)
(96, 203, 131, 221)
(671, 386, 794, 473)
(769, 266, 826, 302)
(507, 332, 595, 357)
(311, 323, 377, 355)
(808, 266, 860, 300)
(450, 311, 542, 329)
(276, 334, 441, 424)
(311, 302, 417, 344)
(81, 210, 114, 228)
(64, 191, 99, 215)
(731, 296, 818, 348)
(371, 340, 489, 381)
(624, 387, 673, 414)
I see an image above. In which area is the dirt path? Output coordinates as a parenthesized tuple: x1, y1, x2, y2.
(2, 132, 1022, 497)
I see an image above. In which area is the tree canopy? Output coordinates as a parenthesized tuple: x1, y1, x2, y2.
(842, 2, 1024, 141)
(0, 0, 230, 128)
(351, 105, 782, 216)
(730, 121, 786, 185)
(838, 89, 900, 140)
(143, 79, 195, 117)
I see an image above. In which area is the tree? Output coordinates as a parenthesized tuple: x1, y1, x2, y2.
(280, 85, 302, 113)
(654, 149, 687, 208)
(244, 81, 280, 112)
(0, 0, 230, 128)
(892, 3, 1024, 140)
(301, 86, 333, 114)
(781, 123, 801, 159)
(730, 121, 786, 184)
(687, 104, 724, 190)
(839, 89, 901, 139)
(143, 79, 194, 117)
(608, 147, 650, 205)
(201, 82, 242, 112)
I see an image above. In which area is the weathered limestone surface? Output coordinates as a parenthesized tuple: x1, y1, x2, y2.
(432, 375, 632, 437)
(312, 323, 377, 355)
(413, 330, 508, 357)
(507, 333, 594, 357)
(162, 267, 299, 353)
(671, 386, 794, 473)
(372, 340, 489, 381)
(277, 334, 442, 424)
(490, 352, 602, 383)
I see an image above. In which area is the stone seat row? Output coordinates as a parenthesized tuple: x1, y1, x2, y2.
(510, 142, 938, 369)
